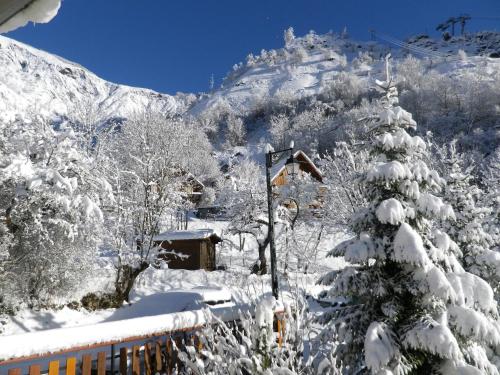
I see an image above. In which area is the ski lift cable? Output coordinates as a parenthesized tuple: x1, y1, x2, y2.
(382, 35, 449, 57)
(375, 33, 449, 59)
(373, 30, 461, 62)
(471, 16, 500, 21)
(375, 31, 452, 59)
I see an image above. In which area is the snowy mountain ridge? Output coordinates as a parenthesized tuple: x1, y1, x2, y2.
(192, 30, 500, 119)
(0, 34, 181, 125)
(2, 29, 500, 130)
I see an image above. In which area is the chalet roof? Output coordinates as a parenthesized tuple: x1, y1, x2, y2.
(184, 173, 205, 189)
(153, 229, 220, 242)
(270, 150, 322, 183)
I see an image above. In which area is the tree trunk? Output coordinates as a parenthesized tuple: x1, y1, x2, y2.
(115, 262, 149, 303)
(251, 237, 270, 275)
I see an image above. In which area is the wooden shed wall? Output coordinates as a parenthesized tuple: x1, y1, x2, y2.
(156, 239, 216, 271)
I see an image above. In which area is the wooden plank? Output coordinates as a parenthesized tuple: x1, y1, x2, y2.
(97, 351, 106, 375)
(81, 354, 92, 375)
(144, 343, 152, 375)
(65, 357, 76, 375)
(175, 336, 183, 371)
(48, 360, 59, 375)
(277, 319, 283, 347)
(197, 335, 203, 352)
(119, 347, 128, 375)
(166, 338, 173, 375)
(8, 369, 21, 375)
(29, 365, 41, 375)
(131, 345, 140, 375)
(155, 340, 163, 373)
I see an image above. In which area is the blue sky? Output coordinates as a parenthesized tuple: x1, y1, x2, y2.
(7, 0, 500, 94)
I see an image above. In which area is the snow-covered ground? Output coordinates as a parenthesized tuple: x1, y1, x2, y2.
(1, 216, 347, 337)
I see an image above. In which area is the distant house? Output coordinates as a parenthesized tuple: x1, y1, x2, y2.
(270, 150, 325, 209)
(270, 150, 323, 186)
(153, 229, 221, 271)
(179, 173, 205, 205)
(147, 169, 204, 206)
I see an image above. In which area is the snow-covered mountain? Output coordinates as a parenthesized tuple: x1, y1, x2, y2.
(0, 35, 181, 125)
(2, 29, 500, 134)
(192, 30, 500, 118)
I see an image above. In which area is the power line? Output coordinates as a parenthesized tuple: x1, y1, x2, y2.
(377, 32, 449, 58)
(471, 16, 500, 21)
(371, 30, 461, 62)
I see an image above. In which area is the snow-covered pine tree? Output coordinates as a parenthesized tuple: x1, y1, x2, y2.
(442, 142, 500, 296)
(482, 148, 500, 252)
(318, 60, 500, 374)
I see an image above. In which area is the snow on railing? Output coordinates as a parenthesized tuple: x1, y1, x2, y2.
(0, 310, 206, 363)
(0, 303, 286, 375)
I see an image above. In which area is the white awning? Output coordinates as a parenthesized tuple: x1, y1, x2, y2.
(0, 0, 61, 33)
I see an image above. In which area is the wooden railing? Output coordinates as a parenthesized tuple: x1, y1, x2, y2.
(0, 307, 286, 375)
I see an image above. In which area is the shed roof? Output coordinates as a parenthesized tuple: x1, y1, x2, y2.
(153, 229, 220, 242)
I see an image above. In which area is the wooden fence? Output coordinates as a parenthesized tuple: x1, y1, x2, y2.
(0, 311, 285, 375)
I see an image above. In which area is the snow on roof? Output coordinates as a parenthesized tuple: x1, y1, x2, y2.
(184, 172, 205, 188)
(0, 0, 61, 34)
(153, 229, 219, 242)
(270, 150, 322, 183)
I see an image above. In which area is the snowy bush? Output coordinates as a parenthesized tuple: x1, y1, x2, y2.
(284, 27, 295, 48)
(217, 159, 270, 274)
(293, 46, 308, 63)
(0, 116, 105, 307)
(269, 114, 290, 150)
(178, 295, 318, 374)
(318, 61, 500, 374)
(224, 115, 247, 148)
(321, 72, 363, 108)
(458, 49, 468, 61)
(481, 148, 500, 251)
(320, 144, 368, 227)
(440, 142, 500, 295)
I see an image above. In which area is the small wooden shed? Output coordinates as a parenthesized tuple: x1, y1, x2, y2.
(153, 229, 221, 271)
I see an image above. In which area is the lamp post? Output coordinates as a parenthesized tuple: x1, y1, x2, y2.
(265, 143, 300, 299)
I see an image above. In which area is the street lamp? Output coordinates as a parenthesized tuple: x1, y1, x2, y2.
(264, 142, 298, 299)
(284, 154, 300, 179)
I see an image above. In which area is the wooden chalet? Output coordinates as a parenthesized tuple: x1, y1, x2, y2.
(270, 150, 323, 186)
(179, 173, 205, 205)
(153, 229, 221, 271)
(270, 150, 325, 209)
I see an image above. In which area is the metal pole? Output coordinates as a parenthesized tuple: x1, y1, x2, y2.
(265, 152, 279, 299)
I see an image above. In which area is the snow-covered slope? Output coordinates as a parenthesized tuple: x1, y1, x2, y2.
(406, 31, 500, 57)
(191, 30, 500, 118)
(0, 35, 180, 124)
(191, 32, 383, 116)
